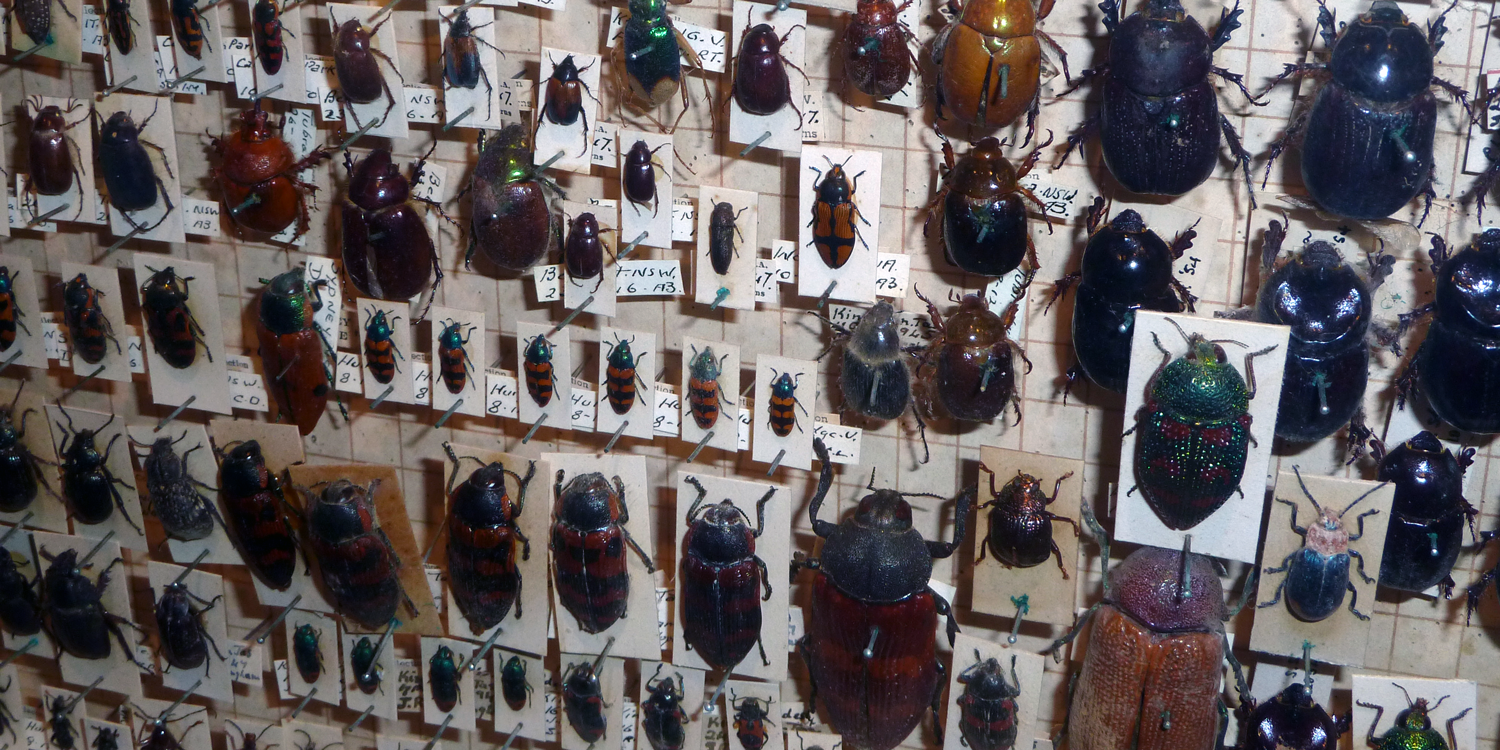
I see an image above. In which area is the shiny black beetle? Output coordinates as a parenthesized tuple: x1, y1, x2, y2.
(0, 383, 48, 514)
(153, 572, 226, 674)
(640, 664, 687, 750)
(1260, 0, 1469, 221)
(0, 541, 42, 637)
(1233, 659, 1349, 750)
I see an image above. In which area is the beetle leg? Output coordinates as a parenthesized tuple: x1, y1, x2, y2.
(1053, 112, 1099, 170)
(1255, 559, 1291, 609)
(1034, 28, 1070, 84)
(756, 555, 771, 602)
(1344, 580, 1371, 621)
(1259, 106, 1308, 190)
(1211, 66, 1262, 105)
(1215, 114, 1257, 209)
(108, 471, 145, 536)
(1240, 343, 1277, 400)
(1347, 547, 1376, 586)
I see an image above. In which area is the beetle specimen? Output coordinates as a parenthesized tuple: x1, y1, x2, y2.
(611, 0, 707, 132)
(727, 15, 806, 125)
(341, 148, 447, 308)
(1047, 198, 1197, 395)
(563, 212, 612, 293)
(522, 334, 557, 408)
(211, 102, 332, 240)
(0, 383, 47, 514)
(622, 140, 666, 216)
(500, 655, 532, 710)
(1259, 467, 1383, 622)
(708, 201, 748, 276)
(169, 0, 208, 58)
(552, 470, 656, 633)
(0, 268, 28, 354)
(765, 370, 807, 437)
(8, 0, 78, 47)
(251, 0, 289, 75)
(914, 286, 1031, 423)
(807, 157, 869, 271)
(55, 405, 136, 532)
(680, 476, 774, 670)
(130, 704, 206, 750)
(1048, 511, 1251, 750)
(428, 645, 461, 712)
(537, 53, 599, 157)
(687, 345, 732, 430)
(798, 438, 970, 750)
(1348, 419, 1476, 597)
(932, 0, 1067, 139)
(956, 652, 1020, 750)
(0, 545, 43, 637)
(219, 440, 299, 590)
(40, 548, 152, 670)
(437, 320, 476, 395)
(257, 271, 334, 436)
(1260, 0, 1468, 221)
(1250, 220, 1390, 442)
(1054, 0, 1259, 201)
(925, 136, 1051, 278)
(153, 573, 226, 673)
(562, 645, 611, 743)
(604, 336, 647, 415)
(330, 9, 401, 130)
(814, 302, 911, 421)
(25, 98, 86, 217)
(443, 444, 535, 632)
(443, 8, 504, 122)
(362, 308, 404, 386)
(49, 693, 79, 750)
(975, 465, 1078, 576)
(351, 635, 383, 694)
(641, 666, 686, 750)
(63, 273, 121, 366)
(842, 0, 917, 99)
(1126, 317, 1276, 530)
(1397, 231, 1500, 434)
(226, 721, 275, 750)
(139, 267, 209, 370)
(1356, 687, 1470, 750)
(466, 124, 566, 272)
(1237, 675, 1350, 750)
(292, 622, 323, 683)
(97, 106, 176, 232)
(136, 434, 219, 541)
(733, 694, 773, 750)
(103, 0, 138, 54)
(305, 478, 405, 630)
(92, 726, 119, 750)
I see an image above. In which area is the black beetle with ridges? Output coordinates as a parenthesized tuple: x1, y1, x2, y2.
(640, 664, 686, 750)
(708, 201, 747, 276)
(1258, 467, 1383, 622)
(955, 652, 1021, 750)
(0, 383, 47, 515)
(153, 575, 226, 673)
(97, 106, 176, 231)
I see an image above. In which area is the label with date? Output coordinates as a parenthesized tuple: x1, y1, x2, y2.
(404, 85, 441, 124)
(1017, 175, 1082, 219)
(424, 564, 443, 612)
(304, 57, 342, 121)
(655, 587, 671, 650)
(182, 198, 221, 237)
(874, 252, 910, 299)
(226, 37, 255, 99)
(486, 368, 520, 419)
(413, 353, 432, 405)
(615, 260, 683, 296)
(335, 351, 363, 393)
(570, 379, 596, 430)
(754, 258, 780, 301)
(154, 35, 209, 95)
(801, 92, 827, 142)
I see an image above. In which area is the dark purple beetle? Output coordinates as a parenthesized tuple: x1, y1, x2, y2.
(563, 212, 611, 291)
(153, 575, 226, 674)
(679, 476, 774, 671)
(26, 98, 85, 203)
(330, 11, 399, 127)
(728, 15, 805, 124)
(622, 140, 665, 217)
(341, 148, 444, 306)
(1237, 677, 1349, 750)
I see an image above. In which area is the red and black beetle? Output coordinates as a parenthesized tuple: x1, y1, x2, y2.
(256, 271, 333, 436)
(218, 440, 300, 591)
(687, 345, 731, 430)
(797, 438, 971, 750)
(641, 664, 687, 750)
(562, 644, 612, 743)
(732, 693, 774, 750)
(956, 652, 1021, 750)
(443, 443, 536, 632)
(361, 308, 403, 385)
(169, 0, 207, 58)
(975, 464, 1079, 576)
(251, 0, 289, 75)
(679, 476, 775, 671)
(551, 471, 656, 634)
(436, 320, 476, 395)
(523, 335, 556, 407)
(807, 156, 868, 270)
(139, 266, 209, 370)
(0, 268, 28, 355)
(210, 102, 331, 241)
(63, 273, 121, 366)
(604, 335, 646, 416)
(304, 478, 405, 630)
(765, 370, 807, 437)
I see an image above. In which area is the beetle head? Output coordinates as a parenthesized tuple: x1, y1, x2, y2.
(1394, 687, 1440, 731)
(628, 0, 666, 22)
(741, 24, 781, 57)
(1082, 211, 1176, 300)
(236, 103, 275, 143)
(1257, 240, 1369, 347)
(349, 149, 411, 211)
(1141, 0, 1185, 21)
(1329, 0, 1432, 103)
(221, 440, 268, 489)
(852, 488, 913, 531)
(1274, 681, 1315, 708)
(32, 105, 67, 133)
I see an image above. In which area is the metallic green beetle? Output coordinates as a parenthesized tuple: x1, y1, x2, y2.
(1356, 685, 1470, 750)
(611, 0, 706, 131)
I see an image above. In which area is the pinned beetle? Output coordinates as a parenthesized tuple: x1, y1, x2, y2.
(136, 434, 219, 541)
(138, 266, 209, 370)
(211, 102, 331, 241)
(687, 345, 731, 430)
(443, 444, 536, 632)
(551, 471, 656, 633)
(251, 0, 289, 75)
(914, 286, 1031, 423)
(932, 0, 1068, 138)
(97, 107, 175, 232)
(292, 623, 323, 683)
(428, 645, 461, 712)
(63, 273, 120, 366)
(0, 544, 42, 638)
(925, 136, 1052, 278)
(25, 98, 85, 211)
(708, 201, 748, 277)
(1259, 467, 1384, 622)
(0, 383, 48, 515)
(622, 140, 666, 216)
(467, 125, 565, 273)
(807, 157, 869, 270)
(256, 270, 334, 436)
(563, 212, 612, 291)
(975, 464, 1078, 576)
(813, 302, 928, 461)
(797, 439, 971, 750)
(362, 308, 403, 386)
(1237, 677, 1349, 750)
(304, 478, 406, 630)
(728, 15, 806, 124)
(437, 320, 475, 395)
(1356, 686, 1471, 750)
(41, 549, 152, 670)
(611, 0, 706, 130)
(604, 336, 646, 415)
(1398, 231, 1500, 434)
(443, 8, 502, 121)
(562, 645, 611, 743)
(523, 335, 557, 408)
(350, 635, 383, 694)
(955, 652, 1021, 750)
(330, 9, 401, 130)
(734, 694, 773, 750)
(153, 573, 226, 674)
(842, 0, 916, 98)
(55, 405, 135, 531)
(679, 476, 774, 671)
(0, 267, 28, 354)
(218, 440, 299, 590)
(500, 655, 532, 710)
(341, 148, 445, 306)
(641, 665, 687, 750)
(537, 54, 598, 156)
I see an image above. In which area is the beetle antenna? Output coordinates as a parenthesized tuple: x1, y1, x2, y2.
(866, 468, 877, 490)
(5, 380, 22, 414)
(1429, 694, 1449, 712)
(1393, 682, 1415, 708)
(1163, 316, 1193, 346)
(1337, 480, 1389, 518)
(1290, 466, 1325, 516)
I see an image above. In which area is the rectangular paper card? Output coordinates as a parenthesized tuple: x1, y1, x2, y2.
(726, 1, 805, 154)
(30, 98, 97, 227)
(595, 328, 656, 440)
(942, 633, 1046, 750)
(103, 0, 158, 91)
(9, 0, 82, 62)
(534, 48, 601, 174)
(32, 531, 143, 697)
(168, 0, 227, 84)
(0, 255, 48, 371)
(1114, 311, 1290, 563)
(1351, 675, 1475, 750)
(440, 6, 504, 129)
(429, 307, 486, 419)
(491, 648, 549, 741)
(44, 403, 139, 544)
(617, 130, 673, 251)
(556, 655, 623, 750)
(694, 186, 757, 310)
(971, 446, 1083, 627)
(146, 561, 233, 701)
(343, 630, 398, 718)
(542, 453, 658, 660)
(325, 4, 408, 139)
(357, 298, 416, 406)
(672, 473, 790, 681)
(440, 443, 551, 657)
(515, 322, 572, 430)
(82, 719, 128, 750)
(560, 199, 617, 317)
(724, 680, 781, 750)
(58, 263, 131, 383)
(127, 422, 237, 564)
(638, 662, 706, 750)
(796, 145, 881, 303)
(131, 255, 233, 415)
(247, 0, 306, 103)
(95, 92, 186, 242)
(1250, 472, 1394, 667)
(678, 337, 740, 453)
(286, 463, 443, 635)
(420, 637, 477, 730)
(751, 355, 816, 471)
(285, 608, 342, 704)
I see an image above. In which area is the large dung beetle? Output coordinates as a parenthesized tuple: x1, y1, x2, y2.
(551, 471, 655, 633)
(153, 568, 226, 674)
(218, 441, 299, 590)
(136, 434, 220, 542)
(1250, 222, 1390, 442)
(955, 652, 1020, 750)
(975, 464, 1077, 575)
(679, 476, 774, 671)
(0, 384, 47, 515)
(1347, 418, 1475, 596)
(55, 406, 136, 532)
(640, 664, 687, 750)
(210, 102, 331, 241)
(925, 136, 1051, 278)
(442, 444, 536, 632)
(1260, 0, 1468, 221)
(1127, 317, 1276, 531)
(25, 98, 85, 209)
(914, 286, 1031, 423)
(330, 9, 400, 129)
(1258, 467, 1383, 622)
(1047, 198, 1197, 395)
(304, 478, 405, 630)
(41, 548, 152, 670)
(1398, 231, 1500, 433)
(932, 0, 1067, 138)
(813, 302, 914, 423)
(256, 271, 334, 436)
(1356, 686, 1470, 750)
(465, 125, 565, 273)
(1235, 655, 1348, 750)
(1049, 510, 1251, 750)
(797, 438, 971, 750)
(611, 0, 705, 130)
(341, 148, 446, 306)
(1055, 0, 1260, 201)
(97, 107, 175, 231)
(842, 0, 916, 99)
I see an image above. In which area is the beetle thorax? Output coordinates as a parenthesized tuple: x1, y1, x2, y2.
(1305, 509, 1349, 555)
(558, 474, 619, 530)
(687, 504, 755, 563)
(1436, 240, 1500, 332)
(1110, 547, 1227, 632)
(999, 474, 1046, 513)
(1151, 339, 1249, 419)
(34, 107, 66, 132)
(337, 19, 371, 51)
(742, 25, 780, 56)
(1259, 244, 1368, 346)
(1082, 223, 1173, 298)
(855, 0, 898, 26)
(963, 660, 1018, 699)
(1398, 701, 1433, 731)
(238, 107, 275, 143)
(947, 297, 1007, 347)
(312, 482, 375, 541)
(849, 302, 902, 361)
(959, 0, 1036, 38)
(1328, 0, 1433, 103)
(351, 150, 411, 210)
(819, 491, 934, 602)
(951, 140, 1016, 197)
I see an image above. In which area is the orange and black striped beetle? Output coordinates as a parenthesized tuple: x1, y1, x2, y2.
(103, 0, 137, 54)
(523, 334, 556, 407)
(218, 440, 300, 590)
(443, 444, 536, 632)
(139, 266, 210, 370)
(251, 0, 289, 75)
(62, 273, 121, 366)
(0, 268, 32, 354)
(807, 157, 868, 270)
(538, 53, 599, 157)
(361, 308, 403, 386)
(604, 335, 647, 415)
(305, 478, 405, 630)
(765, 369, 806, 437)
(687, 345, 731, 430)
(732, 693, 773, 750)
(256, 271, 334, 436)
(437, 319, 476, 395)
(169, 0, 208, 58)
(551, 470, 655, 633)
